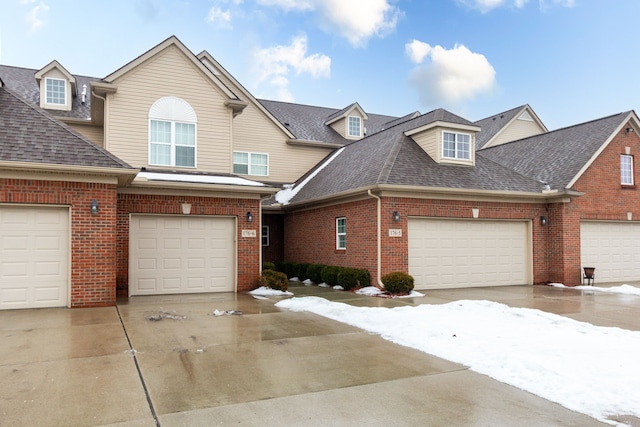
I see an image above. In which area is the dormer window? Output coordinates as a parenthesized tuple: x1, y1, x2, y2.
(45, 78, 66, 105)
(348, 116, 362, 138)
(443, 131, 471, 160)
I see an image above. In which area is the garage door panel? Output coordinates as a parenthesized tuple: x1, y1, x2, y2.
(0, 206, 69, 309)
(409, 218, 530, 290)
(581, 222, 640, 282)
(130, 215, 235, 295)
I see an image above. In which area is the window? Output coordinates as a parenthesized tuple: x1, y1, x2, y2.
(621, 154, 634, 185)
(348, 116, 362, 138)
(233, 152, 268, 176)
(336, 217, 346, 250)
(442, 131, 471, 160)
(45, 78, 66, 105)
(262, 225, 270, 247)
(149, 97, 197, 167)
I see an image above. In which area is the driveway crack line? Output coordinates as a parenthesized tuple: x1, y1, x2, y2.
(116, 305, 161, 427)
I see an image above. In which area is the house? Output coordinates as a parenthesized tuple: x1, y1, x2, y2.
(1, 35, 639, 309)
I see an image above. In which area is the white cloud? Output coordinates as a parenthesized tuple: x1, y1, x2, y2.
(457, 0, 574, 13)
(252, 34, 331, 102)
(206, 6, 233, 29)
(25, 1, 49, 32)
(257, 0, 402, 47)
(407, 42, 496, 106)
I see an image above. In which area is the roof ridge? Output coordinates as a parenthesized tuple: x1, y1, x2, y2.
(1, 86, 133, 169)
(376, 133, 405, 184)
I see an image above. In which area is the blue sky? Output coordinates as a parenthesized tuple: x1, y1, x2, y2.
(1, 0, 638, 130)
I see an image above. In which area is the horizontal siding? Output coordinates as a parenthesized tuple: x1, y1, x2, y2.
(68, 123, 104, 147)
(490, 119, 544, 147)
(411, 128, 438, 161)
(232, 101, 331, 182)
(106, 45, 232, 171)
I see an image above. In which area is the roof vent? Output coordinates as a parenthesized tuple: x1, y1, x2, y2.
(81, 84, 87, 104)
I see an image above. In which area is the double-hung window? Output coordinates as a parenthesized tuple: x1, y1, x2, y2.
(442, 131, 471, 160)
(233, 152, 268, 176)
(336, 217, 346, 250)
(149, 97, 197, 167)
(348, 116, 362, 138)
(45, 78, 66, 106)
(621, 154, 634, 186)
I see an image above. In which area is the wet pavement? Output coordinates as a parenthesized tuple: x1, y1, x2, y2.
(1, 283, 639, 426)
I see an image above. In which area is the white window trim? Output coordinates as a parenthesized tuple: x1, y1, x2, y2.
(44, 77, 67, 106)
(148, 120, 198, 168)
(621, 154, 634, 186)
(262, 225, 270, 247)
(233, 151, 270, 177)
(442, 131, 472, 160)
(348, 116, 362, 138)
(336, 217, 346, 250)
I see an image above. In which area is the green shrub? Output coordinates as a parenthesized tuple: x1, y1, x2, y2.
(321, 265, 341, 286)
(295, 263, 312, 280)
(276, 261, 297, 279)
(337, 268, 371, 291)
(257, 269, 289, 291)
(306, 264, 325, 284)
(382, 272, 414, 294)
(263, 261, 276, 271)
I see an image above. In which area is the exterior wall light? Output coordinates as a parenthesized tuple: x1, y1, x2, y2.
(90, 199, 99, 215)
(540, 215, 547, 226)
(247, 211, 253, 222)
(393, 211, 400, 222)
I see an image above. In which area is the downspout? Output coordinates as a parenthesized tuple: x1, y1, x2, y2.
(367, 190, 385, 287)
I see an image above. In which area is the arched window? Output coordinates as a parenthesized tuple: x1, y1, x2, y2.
(148, 97, 197, 167)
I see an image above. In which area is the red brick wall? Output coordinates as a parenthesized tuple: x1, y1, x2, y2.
(117, 194, 261, 295)
(262, 213, 284, 263)
(284, 196, 551, 286)
(0, 178, 118, 308)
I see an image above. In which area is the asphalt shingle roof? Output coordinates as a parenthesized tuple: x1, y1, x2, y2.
(287, 108, 545, 204)
(0, 86, 133, 169)
(258, 99, 399, 144)
(478, 112, 630, 190)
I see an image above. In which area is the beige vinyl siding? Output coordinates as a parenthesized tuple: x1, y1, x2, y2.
(105, 45, 232, 171)
(410, 128, 439, 161)
(67, 123, 104, 147)
(232, 101, 331, 183)
(329, 118, 346, 139)
(485, 117, 545, 148)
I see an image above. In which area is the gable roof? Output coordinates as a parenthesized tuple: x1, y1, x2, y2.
(324, 102, 369, 125)
(0, 86, 134, 175)
(283, 108, 547, 205)
(474, 105, 547, 150)
(34, 60, 77, 95)
(478, 111, 636, 190)
(259, 99, 399, 145)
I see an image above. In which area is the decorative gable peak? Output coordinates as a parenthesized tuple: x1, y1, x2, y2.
(34, 60, 76, 111)
(324, 102, 369, 140)
(404, 108, 480, 166)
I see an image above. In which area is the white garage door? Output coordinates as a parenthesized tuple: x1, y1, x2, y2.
(408, 218, 531, 290)
(0, 206, 69, 309)
(580, 221, 640, 283)
(129, 215, 236, 295)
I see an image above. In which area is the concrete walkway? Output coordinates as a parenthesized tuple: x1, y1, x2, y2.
(2, 283, 638, 426)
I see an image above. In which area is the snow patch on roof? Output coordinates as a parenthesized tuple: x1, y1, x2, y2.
(136, 171, 267, 186)
(276, 147, 345, 205)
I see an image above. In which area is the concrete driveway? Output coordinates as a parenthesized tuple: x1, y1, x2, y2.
(2, 283, 638, 426)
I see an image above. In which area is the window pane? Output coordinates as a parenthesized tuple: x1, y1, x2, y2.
(337, 218, 346, 233)
(150, 120, 171, 143)
(458, 134, 470, 159)
(348, 117, 361, 137)
(443, 132, 455, 158)
(46, 79, 66, 105)
(250, 153, 268, 176)
(233, 152, 249, 174)
(338, 235, 346, 249)
(262, 226, 269, 247)
(175, 123, 195, 146)
(150, 143, 171, 165)
(621, 155, 634, 185)
(176, 146, 195, 167)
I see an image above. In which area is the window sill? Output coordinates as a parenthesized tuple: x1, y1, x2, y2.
(621, 184, 636, 189)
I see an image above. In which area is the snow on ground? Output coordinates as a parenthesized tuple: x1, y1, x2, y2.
(276, 289, 640, 425)
(551, 283, 640, 296)
(356, 286, 425, 298)
(248, 286, 293, 297)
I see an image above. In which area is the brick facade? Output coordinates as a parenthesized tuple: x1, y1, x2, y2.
(116, 193, 261, 295)
(0, 178, 118, 307)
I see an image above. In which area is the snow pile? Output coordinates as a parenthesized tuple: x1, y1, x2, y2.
(356, 286, 425, 298)
(552, 283, 640, 296)
(275, 297, 640, 425)
(248, 286, 293, 297)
